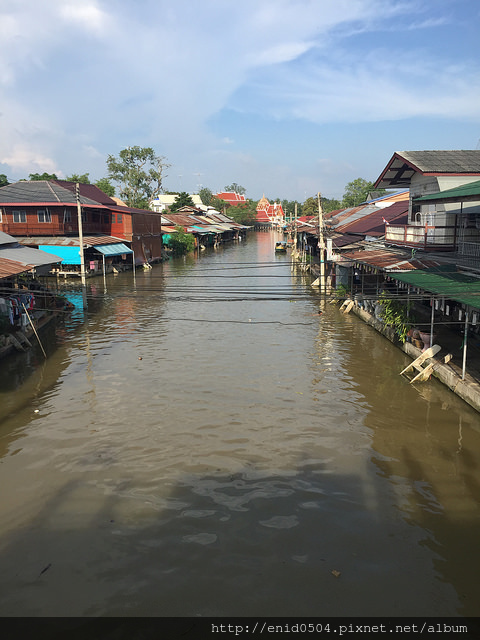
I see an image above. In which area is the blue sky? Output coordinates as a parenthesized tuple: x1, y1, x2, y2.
(1, 0, 479, 202)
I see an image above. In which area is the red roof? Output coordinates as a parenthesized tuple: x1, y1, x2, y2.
(335, 201, 409, 236)
(215, 192, 246, 204)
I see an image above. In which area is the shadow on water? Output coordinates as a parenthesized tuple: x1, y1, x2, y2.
(0, 456, 469, 618)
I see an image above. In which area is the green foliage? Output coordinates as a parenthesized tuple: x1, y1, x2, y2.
(224, 183, 246, 195)
(199, 187, 213, 206)
(95, 177, 116, 197)
(342, 178, 384, 208)
(335, 284, 350, 300)
(302, 196, 318, 218)
(322, 196, 342, 213)
(210, 196, 228, 211)
(168, 226, 195, 255)
(281, 199, 302, 220)
(28, 172, 58, 181)
(106, 146, 169, 209)
(227, 199, 258, 225)
(65, 173, 90, 184)
(169, 191, 195, 212)
(378, 292, 414, 344)
(0, 174, 9, 187)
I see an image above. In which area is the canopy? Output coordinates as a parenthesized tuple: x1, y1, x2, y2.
(389, 268, 480, 310)
(414, 180, 480, 204)
(94, 243, 133, 256)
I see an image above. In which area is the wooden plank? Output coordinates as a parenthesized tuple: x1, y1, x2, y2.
(343, 300, 355, 314)
(400, 344, 441, 375)
(410, 362, 435, 384)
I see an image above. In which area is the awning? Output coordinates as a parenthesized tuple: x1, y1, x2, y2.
(389, 268, 480, 310)
(414, 180, 480, 204)
(94, 242, 133, 256)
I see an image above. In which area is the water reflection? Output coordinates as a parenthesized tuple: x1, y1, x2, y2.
(0, 232, 479, 617)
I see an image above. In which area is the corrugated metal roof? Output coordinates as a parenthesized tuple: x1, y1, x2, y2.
(0, 231, 17, 246)
(0, 245, 63, 267)
(336, 201, 409, 236)
(390, 268, 480, 310)
(95, 242, 133, 256)
(341, 249, 442, 272)
(17, 235, 124, 247)
(331, 234, 363, 249)
(53, 180, 118, 206)
(0, 257, 33, 279)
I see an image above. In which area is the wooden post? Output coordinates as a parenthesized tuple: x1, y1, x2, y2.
(462, 309, 469, 380)
(22, 303, 47, 359)
(430, 295, 435, 348)
(76, 183, 88, 310)
(317, 192, 325, 294)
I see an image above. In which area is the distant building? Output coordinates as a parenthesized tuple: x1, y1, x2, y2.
(151, 194, 203, 213)
(214, 192, 247, 206)
(256, 195, 285, 225)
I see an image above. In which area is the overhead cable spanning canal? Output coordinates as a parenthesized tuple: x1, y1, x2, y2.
(0, 231, 479, 617)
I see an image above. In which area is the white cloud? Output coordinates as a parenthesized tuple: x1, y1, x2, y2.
(2, 145, 59, 175)
(59, 2, 107, 34)
(0, 0, 478, 194)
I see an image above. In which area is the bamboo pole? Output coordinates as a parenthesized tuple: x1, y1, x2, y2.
(22, 303, 47, 359)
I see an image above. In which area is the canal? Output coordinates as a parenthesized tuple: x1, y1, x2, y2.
(0, 231, 479, 617)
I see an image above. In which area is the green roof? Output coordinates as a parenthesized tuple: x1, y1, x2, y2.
(414, 180, 480, 203)
(390, 268, 480, 310)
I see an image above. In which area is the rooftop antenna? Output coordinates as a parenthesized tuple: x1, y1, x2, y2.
(193, 172, 203, 193)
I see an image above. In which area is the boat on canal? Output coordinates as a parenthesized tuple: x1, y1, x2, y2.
(275, 241, 287, 253)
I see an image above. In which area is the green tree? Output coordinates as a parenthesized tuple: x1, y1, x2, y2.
(106, 146, 169, 209)
(28, 172, 58, 181)
(169, 191, 195, 212)
(210, 196, 228, 211)
(199, 187, 213, 206)
(342, 178, 377, 208)
(322, 196, 342, 213)
(227, 199, 258, 225)
(224, 183, 246, 195)
(168, 226, 195, 255)
(302, 196, 318, 218)
(0, 174, 9, 187)
(65, 173, 90, 184)
(95, 177, 116, 197)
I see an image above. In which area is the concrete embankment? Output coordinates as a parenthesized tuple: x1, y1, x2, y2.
(349, 302, 480, 414)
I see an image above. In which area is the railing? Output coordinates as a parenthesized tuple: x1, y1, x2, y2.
(385, 224, 456, 250)
(1, 222, 110, 236)
(456, 241, 480, 270)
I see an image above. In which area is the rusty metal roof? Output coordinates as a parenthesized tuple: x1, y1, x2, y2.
(341, 249, 442, 272)
(0, 257, 32, 279)
(335, 201, 409, 236)
(16, 235, 124, 247)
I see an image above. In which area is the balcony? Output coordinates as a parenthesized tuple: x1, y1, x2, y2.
(385, 224, 456, 251)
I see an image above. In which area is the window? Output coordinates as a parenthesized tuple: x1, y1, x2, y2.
(0, 208, 2, 223)
(37, 209, 52, 223)
(12, 210, 26, 223)
(63, 209, 72, 223)
(117, 214, 123, 223)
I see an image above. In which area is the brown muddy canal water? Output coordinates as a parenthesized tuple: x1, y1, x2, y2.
(0, 231, 479, 617)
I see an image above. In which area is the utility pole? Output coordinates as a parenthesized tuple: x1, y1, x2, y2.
(76, 183, 88, 310)
(317, 192, 325, 293)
